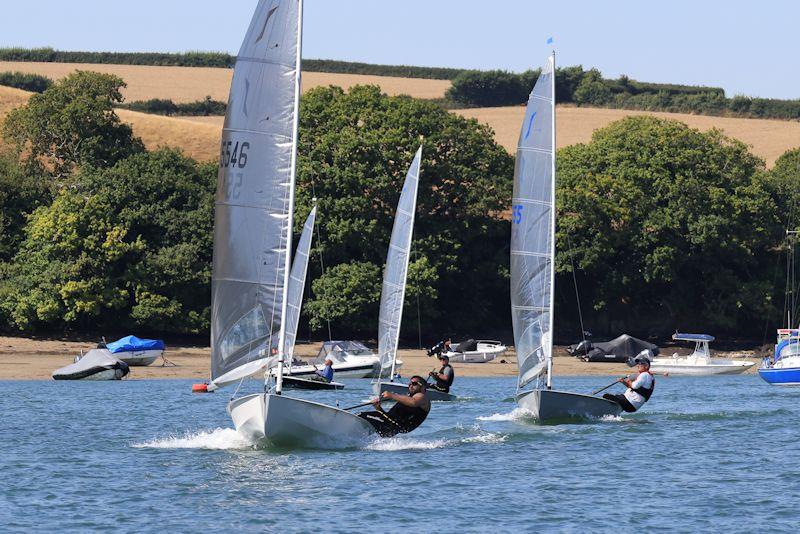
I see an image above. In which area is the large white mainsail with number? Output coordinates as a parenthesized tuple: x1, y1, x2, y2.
(376, 147, 422, 383)
(512, 53, 622, 421)
(221, 1, 383, 446)
(210, 0, 300, 389)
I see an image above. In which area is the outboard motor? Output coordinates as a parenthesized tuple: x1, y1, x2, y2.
(568, 339, 594, 357)
(427, 340, 445, 357)
(627, 348, 654, 367)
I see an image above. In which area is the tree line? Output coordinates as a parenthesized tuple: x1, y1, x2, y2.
(1, 71, 799, 342)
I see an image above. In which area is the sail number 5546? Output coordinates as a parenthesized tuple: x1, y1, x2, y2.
(220, 141, 250, 169)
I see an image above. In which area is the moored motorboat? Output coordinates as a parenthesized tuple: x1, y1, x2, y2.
(443, 339, 507, 363)
(276, 341, 402, 379)
(509, 52, 622, 422)
(106, 335, 165, 366)
(650, 333, 753, 376)
(53, 349, 130, 380)
(759, 329, 800, 385)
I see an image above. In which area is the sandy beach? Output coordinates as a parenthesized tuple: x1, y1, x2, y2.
(0, 335, 760, 380)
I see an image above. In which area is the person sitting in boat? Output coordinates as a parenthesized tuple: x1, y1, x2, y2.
(428, 354, 455, 393)
(358, 376, 431, 437)
(314, 359, 334, 383)
(602, 353, 655, 412)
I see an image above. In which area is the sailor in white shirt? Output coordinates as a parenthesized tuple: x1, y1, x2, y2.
(603, 352, 655, 412)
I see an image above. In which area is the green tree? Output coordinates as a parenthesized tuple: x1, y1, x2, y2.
(556, 116, 780, 335)
(446, 69, 531, 107)
(296, 85, 513, 339)
(2, 70, 144, 178)
(0, 152, 50, 262)
(0, 148, 214, 333)
(573, 69, 612, 107)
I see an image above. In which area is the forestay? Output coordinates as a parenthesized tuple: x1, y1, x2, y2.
(283, 206, 317, 360)
(377, 147, 422, 380)
(511, 55, 555, 389)
(211, 0, 300, 383)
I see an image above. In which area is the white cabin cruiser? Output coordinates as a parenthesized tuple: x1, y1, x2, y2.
(650, 333, 753, 376)
(444, 339, 507, 363)
(274, 341, 403, 379)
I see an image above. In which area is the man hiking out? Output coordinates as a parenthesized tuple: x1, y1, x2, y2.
(603, 353, 655, 412)
(359, 376, 431, 437)
(428, 354, 454, 393)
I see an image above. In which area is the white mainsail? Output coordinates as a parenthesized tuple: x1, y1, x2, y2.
(283, 206, 317, 361)
(210, 0, 301, 388)
(377, 147, 423, 382)
(511, 55, 556, 389)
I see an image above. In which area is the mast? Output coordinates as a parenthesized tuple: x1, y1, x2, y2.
(546, 51, 556, 390)
(275, 0, 304, 395)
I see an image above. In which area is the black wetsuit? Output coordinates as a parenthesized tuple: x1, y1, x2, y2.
(359, 399, 430, 437)
(429, 364, 454, 393)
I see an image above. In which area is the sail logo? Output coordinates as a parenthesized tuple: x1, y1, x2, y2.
(523, 112, 537, 140)
(512, 204, 524, 224)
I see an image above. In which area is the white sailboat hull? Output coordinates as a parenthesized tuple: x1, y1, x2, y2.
(650, 358, 753, 376)
(516, 389, 622, 421)
(227, 393, 376, 447)
(378, 381, 456, 401)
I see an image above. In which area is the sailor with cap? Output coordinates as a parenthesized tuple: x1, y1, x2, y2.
(428, 354, 455, 393)
(603, 350, 655, 412)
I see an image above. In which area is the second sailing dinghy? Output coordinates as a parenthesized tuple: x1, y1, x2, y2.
(511, 53, 621, 421)
(210, 0, 373, 447)
(373, 149, 455, 402)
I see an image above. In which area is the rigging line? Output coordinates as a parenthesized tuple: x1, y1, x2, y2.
(415, 249, 423, 349)
(310, 172, 332, 342)
(565, 232, 586, 344)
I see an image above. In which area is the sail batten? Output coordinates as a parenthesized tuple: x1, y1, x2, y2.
(210, 0, 301, 383)
(377, 147, 423, 380)
(511, 55, 556, 390)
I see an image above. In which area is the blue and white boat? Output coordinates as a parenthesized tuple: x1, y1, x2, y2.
(106, 335, 165, 367)
(758, 329, 800, 386)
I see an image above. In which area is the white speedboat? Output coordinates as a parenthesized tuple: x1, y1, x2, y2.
(276, 341, 403, 380)
(444, 339, 507, 363)
(650, 333, 753, 376)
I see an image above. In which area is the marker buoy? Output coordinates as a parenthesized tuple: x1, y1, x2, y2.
(192, 383, 209, 393)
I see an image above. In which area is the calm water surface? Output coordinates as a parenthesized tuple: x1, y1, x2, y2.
(1, 375, 797, 532)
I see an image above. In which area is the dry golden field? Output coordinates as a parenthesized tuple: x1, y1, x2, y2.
(0, 61, 451, 102)
(458, 106, 800, 168)
(1, 65, 798, 166)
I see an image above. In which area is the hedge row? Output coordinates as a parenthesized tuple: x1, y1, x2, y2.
(118, 96, 227, 116)
(0, 71, 52, 93)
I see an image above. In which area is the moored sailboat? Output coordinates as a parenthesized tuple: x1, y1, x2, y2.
(511, 52, 621, 421)
(208, 0, 374, 446)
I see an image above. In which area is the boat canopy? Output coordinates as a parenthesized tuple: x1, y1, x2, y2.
(106, 335, 165, 353)
(673, 333, 715, 342)
(316, 341, 374, 361)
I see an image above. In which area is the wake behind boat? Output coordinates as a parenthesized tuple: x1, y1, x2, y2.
(510, 52, 621, 422)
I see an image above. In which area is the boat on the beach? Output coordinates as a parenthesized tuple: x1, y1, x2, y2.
(207, 0, 385, 446)
(277, 341, 400, 380)
(651, 333, 753, 376)
(510, 52, 621, 422)
(442, 339, 507, 363)
(105, 335, 165, 366)
(759, 329, 800, 385)
(53, 348, 130, 380)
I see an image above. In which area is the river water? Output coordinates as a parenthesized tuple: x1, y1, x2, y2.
(1, 375, 796, 532)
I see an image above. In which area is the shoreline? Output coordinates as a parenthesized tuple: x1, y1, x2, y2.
(0, 335, 761, 380)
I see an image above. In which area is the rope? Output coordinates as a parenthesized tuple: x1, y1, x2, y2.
(565, 232, 586, 344)
(310, 174, 333, 342)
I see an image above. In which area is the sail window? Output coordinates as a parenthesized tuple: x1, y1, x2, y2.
(220, 307, 270, 362)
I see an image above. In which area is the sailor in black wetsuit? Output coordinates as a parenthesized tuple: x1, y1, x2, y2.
(428, 354, 454, 393)
(359, 376, 431, 437)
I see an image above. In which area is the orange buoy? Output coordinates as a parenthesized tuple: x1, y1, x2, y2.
(192, 383, 210, 393)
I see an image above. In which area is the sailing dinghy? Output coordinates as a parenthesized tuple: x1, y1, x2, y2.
(511, 53, 621, 421)
(208, 0, 374, 446)
(372, 149, 455, 402)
